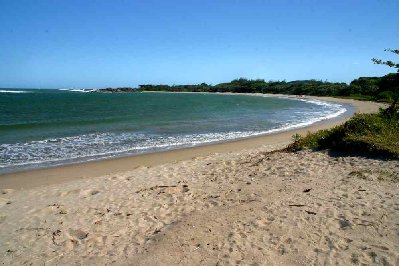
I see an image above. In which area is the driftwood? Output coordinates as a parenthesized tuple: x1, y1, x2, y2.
(288, 204, 305, 207)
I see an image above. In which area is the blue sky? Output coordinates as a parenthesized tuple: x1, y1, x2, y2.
(0, 0, 398, 88)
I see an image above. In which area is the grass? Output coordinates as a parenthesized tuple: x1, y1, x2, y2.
(286, 110, 399, 159)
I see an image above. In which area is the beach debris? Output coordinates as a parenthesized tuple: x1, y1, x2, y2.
(239, 199, 258, 204)
(182, 184, 189, 192)
(135, 184, 189, 194)
(52, 229, 62, 246)
(135, 185, 177, 193)
(1, 189, 15, 195)
(16, 227, 49, 232)
(157, 185, 178, 188)
(45, 253, 65, 264)
(48, 203, 64, 208)
(288, 204, 306, 207)
(303, 188, 312, 193)
(339, 217, 352, 230)
(90, 190, 100, 195)
(305, 210, 317, 215)
(192, 244, 201, 252)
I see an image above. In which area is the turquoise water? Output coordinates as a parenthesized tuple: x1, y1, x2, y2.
(0, 89, 348, 173)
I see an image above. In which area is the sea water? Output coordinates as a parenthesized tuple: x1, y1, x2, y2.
(0, 89, 350, 173)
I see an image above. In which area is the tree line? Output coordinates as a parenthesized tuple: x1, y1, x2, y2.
(137, 73, 397, 102)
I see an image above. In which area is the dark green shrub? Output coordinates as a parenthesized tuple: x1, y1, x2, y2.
(287, 113, 399, 159)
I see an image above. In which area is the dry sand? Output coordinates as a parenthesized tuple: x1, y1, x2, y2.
(1, 96, 398, 265)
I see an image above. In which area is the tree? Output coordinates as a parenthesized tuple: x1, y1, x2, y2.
(372, 49, 399, 116)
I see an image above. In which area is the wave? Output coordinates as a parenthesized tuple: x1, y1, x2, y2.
(297, 98, 347, 120)
(58, 89, 95, 93)
(0, 90, 29, 94)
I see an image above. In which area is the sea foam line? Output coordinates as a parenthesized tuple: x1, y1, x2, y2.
(0, 90, 29, 94)
(58, 89, 95, 93)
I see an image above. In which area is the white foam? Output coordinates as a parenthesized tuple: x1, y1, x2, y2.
(0, 90, 29, 94)
(58, 89, 95, 93)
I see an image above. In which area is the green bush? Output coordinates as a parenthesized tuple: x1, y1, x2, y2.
(287, 112, 399, 159)
(377, 91, 394, 101)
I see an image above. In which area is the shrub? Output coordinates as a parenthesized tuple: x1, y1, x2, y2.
(287, 112, 399, 159)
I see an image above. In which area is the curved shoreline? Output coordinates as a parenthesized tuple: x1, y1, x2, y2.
(0, 94, 348, 174)
(0, 95, 385, 189)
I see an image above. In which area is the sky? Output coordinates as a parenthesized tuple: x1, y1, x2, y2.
(0, 0, 398, 88)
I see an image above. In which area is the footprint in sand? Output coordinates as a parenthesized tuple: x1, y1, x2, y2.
(1, 189, 15, 195)
(58, 189, 81, 197)
(0, 198, 11, 208)
(68, 228, 89, 240)
(80, 189, 100, 196)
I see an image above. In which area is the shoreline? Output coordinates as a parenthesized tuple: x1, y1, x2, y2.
(0, 95, 385, 190)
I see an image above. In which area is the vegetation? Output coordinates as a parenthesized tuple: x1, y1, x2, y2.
(137, 48, 398, 103)
(137, 74, 397, 103)
(286, 111, 399, 159)
(286, 49, 399, 159)
(137, 50, 399, 105)
(372, 49, 399, 116)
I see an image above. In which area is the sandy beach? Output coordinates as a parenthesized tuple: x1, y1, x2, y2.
(1, 96, 398, 265)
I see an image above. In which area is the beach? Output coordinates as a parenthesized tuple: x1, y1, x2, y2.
(1, 96, 398, 265)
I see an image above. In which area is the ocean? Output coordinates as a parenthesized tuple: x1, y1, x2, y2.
(0, 89, 349, 173)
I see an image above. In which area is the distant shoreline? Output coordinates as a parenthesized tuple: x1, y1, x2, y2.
(0, 94, 386, 190)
